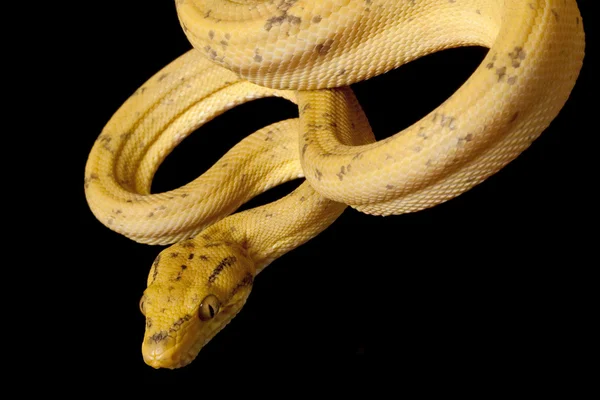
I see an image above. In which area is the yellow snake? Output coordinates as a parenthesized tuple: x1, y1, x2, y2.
(84, 0, 584, 368)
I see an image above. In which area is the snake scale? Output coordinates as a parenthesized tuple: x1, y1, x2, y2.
(84, 0, 584, 368)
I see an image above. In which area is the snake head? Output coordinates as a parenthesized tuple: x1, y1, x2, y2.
(140, 238, 255, 369)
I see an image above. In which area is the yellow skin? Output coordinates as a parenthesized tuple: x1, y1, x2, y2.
(85, 0, 584, 368)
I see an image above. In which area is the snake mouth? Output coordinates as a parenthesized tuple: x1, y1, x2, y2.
(142, 303, 245, 369)
(142, 326, 203, 369)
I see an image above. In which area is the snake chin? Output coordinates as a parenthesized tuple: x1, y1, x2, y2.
(143, 302, 248, 369)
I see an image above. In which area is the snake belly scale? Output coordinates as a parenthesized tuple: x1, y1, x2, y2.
(84, 0, 584, 368)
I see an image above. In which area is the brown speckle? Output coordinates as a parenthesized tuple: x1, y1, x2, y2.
(509, 112, 520, 123)
(551, 9, 559, 20)
(230, 273, 254, 297)
(312, 15, 322, 23)
(315, 39, 334, 56)
(208, 256, 237, 284)
(315, 169, 323, 181)
(170, 252, 179, 258)
(254, 53, 263, 62)
(208, 30, 215, 39)
(169, 315, 191, 333)
(507, 76, 518, 85)
(149, 331, 168, 344)
(386, 184, 394, 190)
(496, 66, 507, 81)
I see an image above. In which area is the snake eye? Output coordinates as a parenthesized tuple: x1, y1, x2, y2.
(139, 296, 146, 316)
(198, 294, 220, 321)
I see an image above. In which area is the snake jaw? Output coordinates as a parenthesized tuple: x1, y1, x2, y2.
(142, 300, 250, 369)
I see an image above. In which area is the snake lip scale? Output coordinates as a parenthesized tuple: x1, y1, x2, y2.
(85, 0, 584, 369)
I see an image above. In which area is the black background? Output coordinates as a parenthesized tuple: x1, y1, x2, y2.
(55, 0, 595, 385)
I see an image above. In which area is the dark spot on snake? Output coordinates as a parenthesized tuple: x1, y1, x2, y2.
(496, 66, 507, 81)
(220, 40, 228, 47)
(458, 134, 474, 146)
(158, 73, 169, 81)
(386, 184, 394, 190)
(315, 39, 334, 56)
(170, 252, 179, 258)
(576, 17, 579, 25)
(146, 318, 153, 329)
(254, 54, 263, 62)
(507, 76, 518, 85)
(315, 169, 323, 181)
(181, 193, 189, 198)
(149, 331, 168, 344)
(302, 143, 308, 156)
(312, 15, 322, 23)
(188, 253, 195, 260)
(337, 166, 346, 180)
(338, 68, 346, 75)
(208, 30, 215, 40)
(208, 256, 238, 284)
(225, 33, 231, 40)
(299, 196, 306, 202)
(551, 9, 559, 20)
(287, 15, 301, 25)
(302, 103, 311, 112)
(509, 112, 520, 123)
(169, 315, 191, 333)
(199, 255, 209, 261)
(230, 273, 254, 298)
(147, 212, 154, 218)
(182, 241, 195, 249)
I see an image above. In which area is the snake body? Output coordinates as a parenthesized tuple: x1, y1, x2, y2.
(85, 0, 584, 368)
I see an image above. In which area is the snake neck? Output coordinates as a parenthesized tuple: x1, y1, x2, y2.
(199, 182, 347, 274)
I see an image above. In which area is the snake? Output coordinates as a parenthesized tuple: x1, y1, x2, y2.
(84, 0, 584, 368)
